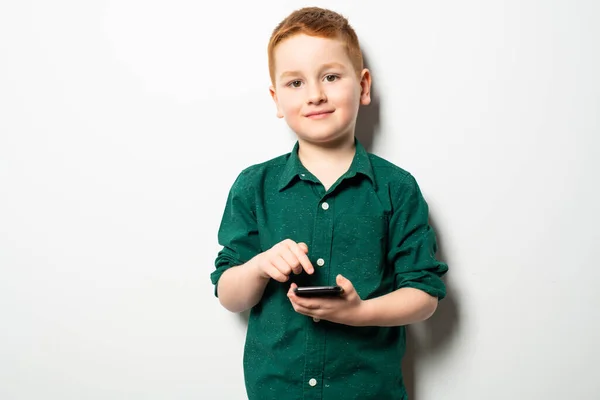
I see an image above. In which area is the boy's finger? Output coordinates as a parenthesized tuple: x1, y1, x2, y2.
(280, 249, 302, 274)
(336, 274, 352, 293)
(268, 264, 288, 282)
(287, 282, 298, 298)
(294, 248, 314, 275)
(293, 297, 321, 310)
(291, 263, 303, 275)
(291, 242, 315, 274)
(272, 255, 292, 277)
(297, 242, 309, 253)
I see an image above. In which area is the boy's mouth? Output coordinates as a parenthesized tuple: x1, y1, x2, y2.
(305, 110, 334, 119)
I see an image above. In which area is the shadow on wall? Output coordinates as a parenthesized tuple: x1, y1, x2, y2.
(360, 51, 461, 400)
(403, 213, 461, 400)
(235, 50, 460, 400)
(355, 52, 381, 152)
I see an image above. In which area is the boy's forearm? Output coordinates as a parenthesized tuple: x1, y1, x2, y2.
(359, 288, 438, 327)
(217, 259, 269, 313)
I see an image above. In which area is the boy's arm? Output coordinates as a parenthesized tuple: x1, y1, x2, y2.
(359, 287, 438, 326)
(211, 172, 314, 313)
(287, 274, 438, 327)
(382, 173, 447, 323)
(211, 171, 265, 312)
(217, 241, 314, 313)
(216, 258, 269, 313)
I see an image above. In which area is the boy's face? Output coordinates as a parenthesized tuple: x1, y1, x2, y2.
(270, 34, 371, 146)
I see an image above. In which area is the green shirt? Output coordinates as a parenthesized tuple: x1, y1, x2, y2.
(211, 139, 447, 400)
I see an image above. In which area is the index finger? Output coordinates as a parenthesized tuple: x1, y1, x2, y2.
(289, 243, 314, 275)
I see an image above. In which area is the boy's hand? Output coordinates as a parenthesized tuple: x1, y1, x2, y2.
(287, 274, 366, 326)
(252, 239, 314, 282)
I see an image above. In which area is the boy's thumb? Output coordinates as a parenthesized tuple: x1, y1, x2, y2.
(336, 274, 354, 294)
(298, 242, 309, 253)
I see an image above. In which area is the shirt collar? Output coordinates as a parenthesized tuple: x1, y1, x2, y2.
(277, 138, 375, 192)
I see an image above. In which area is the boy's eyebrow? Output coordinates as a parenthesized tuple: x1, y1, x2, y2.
(320, 62, 347, 71)
(279, 70, 302, 80)
(278, 62, 349, 81)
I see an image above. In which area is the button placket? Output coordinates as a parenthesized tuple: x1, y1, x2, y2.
(314, 198, 331, 270)
(302, 196, 332, 395)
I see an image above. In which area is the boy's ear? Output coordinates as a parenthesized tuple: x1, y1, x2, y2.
(269, 85, 284, 118)
(359, 68, 372, 106)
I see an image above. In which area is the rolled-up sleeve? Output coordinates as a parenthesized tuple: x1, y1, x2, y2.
(387, 174, 448, 300)
(211, 171, 261, 296)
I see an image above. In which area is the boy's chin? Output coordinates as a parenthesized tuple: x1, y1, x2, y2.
(295, 131, 354, 147)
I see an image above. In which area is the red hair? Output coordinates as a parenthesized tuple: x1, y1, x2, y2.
(267, 7, 364, 84)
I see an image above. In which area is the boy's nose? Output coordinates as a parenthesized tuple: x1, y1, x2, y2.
(306, 83, 326, 105)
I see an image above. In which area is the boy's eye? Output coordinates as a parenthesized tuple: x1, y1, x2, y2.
(325, 74, 338, 82)
(289, 80, 302, 88)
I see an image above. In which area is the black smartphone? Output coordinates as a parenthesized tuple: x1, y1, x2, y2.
(293, 285, 344, 297)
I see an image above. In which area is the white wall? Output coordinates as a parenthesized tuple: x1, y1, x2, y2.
(1, 1, 598, 399)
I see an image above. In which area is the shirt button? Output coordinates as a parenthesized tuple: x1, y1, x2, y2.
(316, 258, 325, 266)
(309, 378, 317, 387)
(321, 202, 329, 210)
(313, 317, 320, 322)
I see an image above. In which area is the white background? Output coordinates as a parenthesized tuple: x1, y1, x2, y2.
(1, 1, 599, 399)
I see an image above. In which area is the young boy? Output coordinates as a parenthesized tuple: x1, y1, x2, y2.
(211, 7, 448, 400)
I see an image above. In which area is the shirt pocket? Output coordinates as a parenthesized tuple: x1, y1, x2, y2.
(333, 214, 389, 297)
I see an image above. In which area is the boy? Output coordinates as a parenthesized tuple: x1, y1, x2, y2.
(211, 6, 447, 400)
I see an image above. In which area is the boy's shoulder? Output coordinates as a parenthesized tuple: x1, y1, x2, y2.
(366, 151, 414, 185)
(367, 152, 408, 172)
(229, 151, 291, 189)
(238, 152, 289, 177)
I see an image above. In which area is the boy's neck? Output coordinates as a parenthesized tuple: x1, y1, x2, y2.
(297, 135, 356, 190)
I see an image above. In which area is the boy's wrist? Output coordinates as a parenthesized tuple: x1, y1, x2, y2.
(355, 299, 375, 327)
(246, 256, 270, 282)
